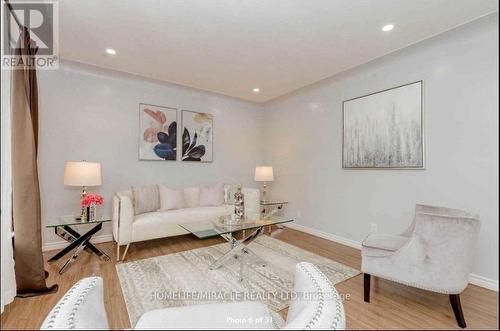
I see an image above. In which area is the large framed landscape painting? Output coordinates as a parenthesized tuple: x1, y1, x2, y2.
(343, 81, 424, 169)
(181, 110, 213, 162)
(139, 103, 177, 160)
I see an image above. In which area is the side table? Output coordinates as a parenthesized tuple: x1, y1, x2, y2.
(46, 216, 111, 274)
(260, 201, 288, 233)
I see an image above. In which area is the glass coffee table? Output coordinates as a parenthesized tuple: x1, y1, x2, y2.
(46, 216, 111, 274)
(180, 214, 293, 281)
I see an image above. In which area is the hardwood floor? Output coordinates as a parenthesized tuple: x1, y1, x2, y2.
(1, 228, 498, 329)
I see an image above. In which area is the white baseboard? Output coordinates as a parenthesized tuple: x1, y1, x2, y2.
(284, 223, 498, 292)
(41, 223, 499, 291)
(284, 222, 362, 249)
(469, 273, 499, 291)
(42, 234, 114, 252)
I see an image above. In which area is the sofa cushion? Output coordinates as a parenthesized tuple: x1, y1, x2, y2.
(199, 183, 224, 207)
(159, 185, 185, 211)
(132, 206, 231, 242)
(184, 186, 200, 208)
(132, 185, 159, 215)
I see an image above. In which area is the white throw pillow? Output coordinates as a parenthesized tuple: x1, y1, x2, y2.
(183, 186, 200, 208)
(158, 185, 185, 211)
(132, 185, 160, 215)
(199, 183, 224, 207)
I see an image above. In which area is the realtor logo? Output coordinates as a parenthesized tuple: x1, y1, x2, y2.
(2, 0, 59, 69)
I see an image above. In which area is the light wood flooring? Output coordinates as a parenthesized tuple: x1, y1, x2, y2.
(1, 228, 498, 329)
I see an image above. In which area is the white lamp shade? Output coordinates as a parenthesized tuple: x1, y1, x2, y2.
(254, 166, 274, 182)
(64, 161, 102, 187)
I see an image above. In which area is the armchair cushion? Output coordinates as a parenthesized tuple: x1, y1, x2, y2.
(135, 302, 277, 329)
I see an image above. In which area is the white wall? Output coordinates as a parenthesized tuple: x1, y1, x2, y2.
(37, 14, 498, 285)
(38, 61, 264, 245)
(263, 14, 498, 283)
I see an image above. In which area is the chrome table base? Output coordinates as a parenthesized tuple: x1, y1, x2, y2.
(209, 226, 267, 281)
(48, 223, 110, 274)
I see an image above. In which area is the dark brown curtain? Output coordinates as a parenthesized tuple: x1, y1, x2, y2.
(11, 28, 58, 297)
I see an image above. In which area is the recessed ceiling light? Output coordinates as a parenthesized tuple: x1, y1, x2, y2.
(105, 48, 116, 55)
(253, 88, 260, 93)
(382, 24, 394, 32)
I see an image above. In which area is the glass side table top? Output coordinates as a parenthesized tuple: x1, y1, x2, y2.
(46, 215, 112, 228)
(179, 213, 293, 239)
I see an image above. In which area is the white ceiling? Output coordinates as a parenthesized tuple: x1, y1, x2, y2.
(59, 0, 498, 103)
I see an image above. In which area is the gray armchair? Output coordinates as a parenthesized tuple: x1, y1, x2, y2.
(361, 204, 480, 328)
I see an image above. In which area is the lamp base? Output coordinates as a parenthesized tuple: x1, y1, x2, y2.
(261, 182, 267, 203)
(80, 187, 87, 221)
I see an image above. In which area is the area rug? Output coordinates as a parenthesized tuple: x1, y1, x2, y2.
(116, 236, 360, 326)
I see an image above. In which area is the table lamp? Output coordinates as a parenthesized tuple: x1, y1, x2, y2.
(254, 166, 274, 203)
(64, 161, 102, 215)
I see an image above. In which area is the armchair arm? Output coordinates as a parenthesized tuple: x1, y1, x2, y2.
(112, 191, 135, 245)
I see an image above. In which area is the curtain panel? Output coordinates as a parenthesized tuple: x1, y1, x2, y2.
(11, 28, 58, 297)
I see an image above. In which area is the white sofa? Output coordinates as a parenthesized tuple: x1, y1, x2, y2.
(112, 185, 260, 260)
(41, 263, 346, 329)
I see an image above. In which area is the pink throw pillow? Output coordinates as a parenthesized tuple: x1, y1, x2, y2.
(158, 185, 185, 211)
(199, 183, 224, 207)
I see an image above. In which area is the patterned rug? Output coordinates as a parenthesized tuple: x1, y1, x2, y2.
(116, 235, 360, 326)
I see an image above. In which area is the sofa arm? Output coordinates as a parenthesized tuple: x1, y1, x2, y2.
(112, 191, 134, 245)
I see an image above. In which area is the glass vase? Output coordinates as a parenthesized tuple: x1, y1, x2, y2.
(89, 204, 98, 222)
(81, 206, 88, 222)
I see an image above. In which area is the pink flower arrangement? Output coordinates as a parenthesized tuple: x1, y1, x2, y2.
(80, 194, 104, 207)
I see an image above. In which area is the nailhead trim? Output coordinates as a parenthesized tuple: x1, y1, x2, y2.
(297, 262, 344, 330)
(44, 277, 99, 329)
(45, 268, 343, 329)
(363, 271, 464, 295)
